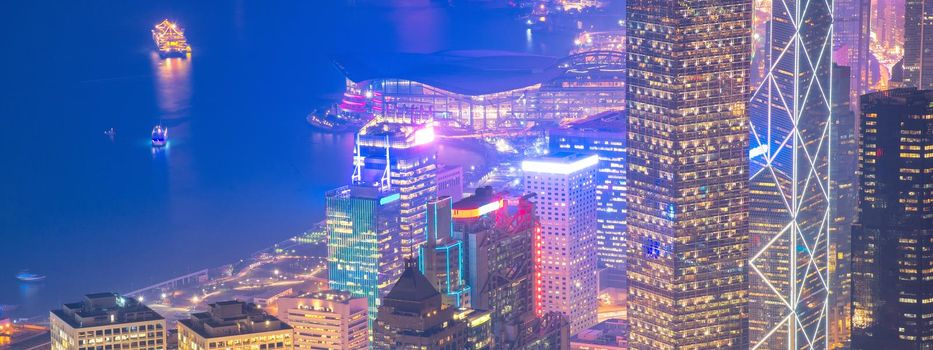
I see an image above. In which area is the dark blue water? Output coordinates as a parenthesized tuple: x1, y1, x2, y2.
(0, 1, 571, 318)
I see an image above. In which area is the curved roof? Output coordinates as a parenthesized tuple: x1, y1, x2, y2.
(333, 50, 564, 96)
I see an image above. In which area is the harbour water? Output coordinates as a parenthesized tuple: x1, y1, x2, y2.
(0, 1, 572, 318)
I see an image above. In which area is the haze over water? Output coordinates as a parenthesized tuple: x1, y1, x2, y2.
(0, 1, 572, 318)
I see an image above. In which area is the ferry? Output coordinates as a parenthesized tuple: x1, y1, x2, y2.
(15, 271, 46, 282)
(151, 125, 168, 147)
(152, 19, 191, 58)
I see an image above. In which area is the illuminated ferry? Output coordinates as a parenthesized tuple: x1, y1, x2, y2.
(152, 19, 191, 58)
(16, 270, 46, 282)
(151, 125, 168, 147)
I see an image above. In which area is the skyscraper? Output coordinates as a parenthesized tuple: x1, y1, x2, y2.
(851, 88, 933, 350)
(372, 264, 468, 350)
(326, 184, 404, 326)
(418, 196, 470, 307)
(354, 123, 438, 257)
(903, 0, 933, 89)
(453, 187, 537, 346)
(275, 290, 369, 350)
(522, 152, 599, 335)
(50, 293, 166, 350)
(625, 0, 751, 345)
(747, 0, 833, 341)
(549, 112, 628, 289)
(833, 0, 872, 110)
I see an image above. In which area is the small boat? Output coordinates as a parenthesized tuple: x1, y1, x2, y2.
(104, 128, 116, 137)
(16, 271, 46, 282)
(151, 125, 168, 147)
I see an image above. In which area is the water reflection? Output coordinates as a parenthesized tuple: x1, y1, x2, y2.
(151, 53, 192, 120)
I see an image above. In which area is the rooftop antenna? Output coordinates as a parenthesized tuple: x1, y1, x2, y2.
(379, 135, 392, 190)
(351, 133, 362, 184)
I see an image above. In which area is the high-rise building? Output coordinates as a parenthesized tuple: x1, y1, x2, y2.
(437, 165, 464, 203)
(372, 264, 468, 350)
(522, 152, 599, 335)
(851, 88, 933, 350)
(419, 196, 471, 307)
(903, 0, 933, 90)
(177, 300, 293, 350)
(569, 318, 629, 350)
(454, 308, 494, 350)
(326, 184, 404, 325)
(50, 293, 166, 350)
(275, 290, 369, 350)
(354, 123, 437, 257)
(830, 64, 859, 349)
(747, 0, 832, 341)
(549, 112, 627, 289)
(834, 0, 872, 108)
(511, 312, 572, 350)
(453, 187, 537, 345)
(625, 0, 751, 344)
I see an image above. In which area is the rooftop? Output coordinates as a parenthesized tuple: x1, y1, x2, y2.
(179, 300, 290, 339)
(570, 318, 629, 347)
(521, 152, 599, 175)
(51, 293, 164, 329)
(555, 110, 627, 134)
(334, 50, 564, 96)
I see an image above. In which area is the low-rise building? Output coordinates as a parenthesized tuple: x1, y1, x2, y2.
(50, 292, 166, 350)
(177, 300, 292, 350)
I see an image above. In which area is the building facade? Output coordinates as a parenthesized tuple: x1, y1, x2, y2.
(372, 264, 467, 350)
(326, 184, 404, 325)
(453, 188, 537, 346)
(177, 301, 292, 350)
(833, 0, 872, 109)
(437, 165, 464, 203)
(50, 293, 166, 350)
(903, 0, 933, 90)
(747, 0, 832, 340)
(354, 124, 437, 257)
(549, 112, 627, 289)
(522, 153, 599, 335)
(851, 88, 933, 350)
(625, 0, 752, 344)
(275, 290, 368, 350)
(419, 196, 471, 307)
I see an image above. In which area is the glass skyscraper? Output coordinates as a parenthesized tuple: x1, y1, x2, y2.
(418, 196, 471, 308)
(625, 0, 751, 345)
(326, 184, 404, 329)
(903, 0, 933, 90)
(747, 0, 833, 341)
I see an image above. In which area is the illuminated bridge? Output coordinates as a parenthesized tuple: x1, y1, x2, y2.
(332, 50, 626, 131)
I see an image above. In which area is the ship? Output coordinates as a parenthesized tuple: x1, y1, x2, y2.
(15, 271, 45, 282)
(151, 125, 168, 147)
(152, 19, 191, 58)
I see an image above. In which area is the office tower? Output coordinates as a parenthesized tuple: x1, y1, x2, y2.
(830, 64, 859, 349)
(511, 312, 572, 350)
(354, 123, 437, 257)
(275, 290, 368, 350)
(626, 0, 751, 343)
(177, 300, 293, 350)
(903, 0, 933, 89)
(454, 309, 494, 350)
(747, 0, 832, 340)
(834, 0, 872, 110)
(437, 165, 464, 202)
(453, 187, 537, 345)
(326, 184, 404, 325)
(372, 264, 467, 350)
(418, 196, 470, 307)
(49, 293, 166, 350)
(522, 153, 599, 335)
(569, 318, 629, 350)
(549, 112, 628, 289)
(851, 88, 933, 350)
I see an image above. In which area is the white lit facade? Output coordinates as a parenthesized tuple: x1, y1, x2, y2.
(523, 153, 599, 335)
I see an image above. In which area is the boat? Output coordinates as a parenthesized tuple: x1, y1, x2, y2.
(15, 271, 45, 282)
(151, 125, 168, 147)
(152, 19, 191, 58)
(104, 128, 116, 137)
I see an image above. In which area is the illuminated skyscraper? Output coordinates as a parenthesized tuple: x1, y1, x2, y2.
(833, 0, 872, 108)
(50, 293, 166, 350)
(326, 184, 404, 326)
(418, 196, 471, 307)
(522, 153, 599, 335)
(275, 290, 369, 350)
(354, 123, 438, 257)
(903, 0, 933, 89)
(851, 88, 933, 350)
(549, 112, 627, 289)
(747, 0, 833, 340)
(453, 187, 537, 346)
(625, 0, 751, 344)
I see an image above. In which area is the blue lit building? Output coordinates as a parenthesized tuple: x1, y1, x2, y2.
(548, 112, 627, 289)
(418, 196, 470, 308)
(326, 184, 404, 328)
(354, 123, 438, 258)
